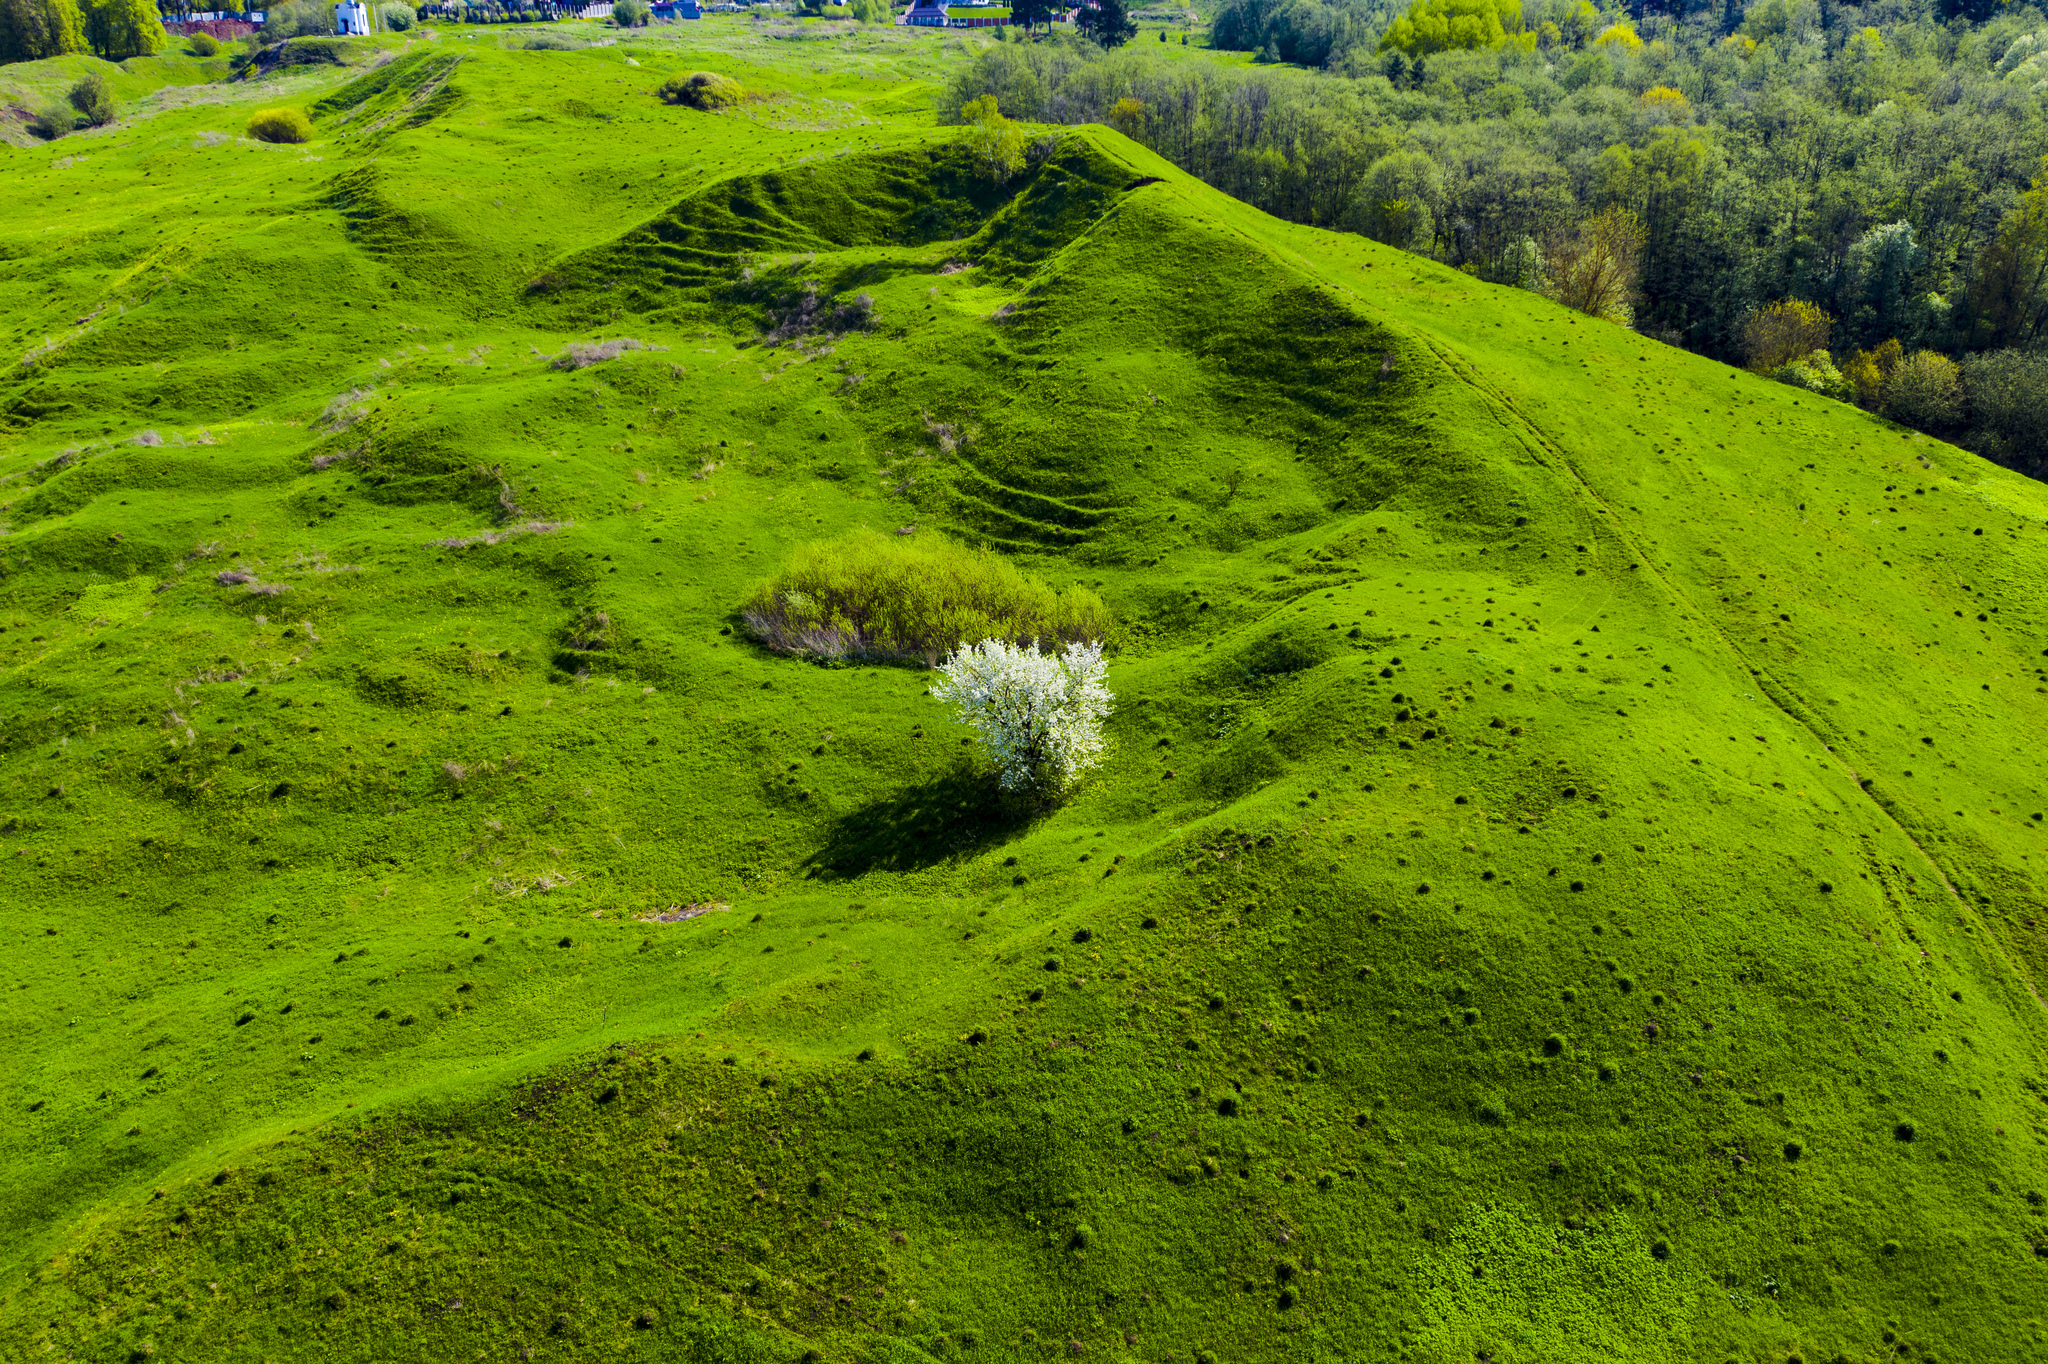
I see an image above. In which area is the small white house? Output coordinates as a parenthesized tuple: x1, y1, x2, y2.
(335, 1, 373, 33)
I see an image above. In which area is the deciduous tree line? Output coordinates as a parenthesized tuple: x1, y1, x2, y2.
(946, 0, 2048, 473)
(1, 0, 168, 61)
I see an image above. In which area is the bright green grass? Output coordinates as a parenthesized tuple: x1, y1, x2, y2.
(0, 21, 2045, 1364)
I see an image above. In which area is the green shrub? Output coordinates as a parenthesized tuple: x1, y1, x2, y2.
(658, 70, 745, 109)
(1768, 349, 1852, 402)
(247, 107, 313, 143)
(741, 529, 1111, 665)
(188, 30, 221, 55)
(380, 3, 413, 28)
(27, 103, 75, 140)
(1883, 350, 1963, 431)
(611, 0, 650, 24)
(67, 71, 116, 126)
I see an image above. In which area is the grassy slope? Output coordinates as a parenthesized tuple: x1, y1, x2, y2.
(0, 21, 2045, 1364)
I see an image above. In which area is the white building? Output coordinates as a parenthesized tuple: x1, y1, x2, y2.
(335, 1, 373, 33)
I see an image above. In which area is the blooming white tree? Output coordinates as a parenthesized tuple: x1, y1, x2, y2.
(931, 639, 1112, 803)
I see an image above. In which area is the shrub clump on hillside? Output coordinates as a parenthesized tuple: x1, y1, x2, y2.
(247, 107, 313, 144)
(1882, 349, 1963, 430)
(742, 529, 1110, 666)
(549, 338, 654, 370)
(1769, 349, 1852, 402)
(188, 30, 221, 54)
(1740, 300, 1831, 373)
(659, 71, 745, 109)
(731, 261, 875, 347)
(27, 102, 74, 140)
(69, 71, 118, 127)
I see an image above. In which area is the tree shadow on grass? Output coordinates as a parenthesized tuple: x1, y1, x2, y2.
(803, 765, 1029, 880)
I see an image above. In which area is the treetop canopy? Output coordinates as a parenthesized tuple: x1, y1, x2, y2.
(1377, 0, 1532, 57)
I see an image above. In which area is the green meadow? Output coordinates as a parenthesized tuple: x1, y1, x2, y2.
(1, 17, 2045, 1363)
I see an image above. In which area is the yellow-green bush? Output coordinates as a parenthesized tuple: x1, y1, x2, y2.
(247, 107, 312, 144)
(188, 31, 220, 55)
(742, 530, 1110, 665)
(658, 71, 745, 110)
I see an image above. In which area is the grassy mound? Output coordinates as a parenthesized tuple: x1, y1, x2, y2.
(742, 528, 1110, 663)
(307, 49, 464, 143)
(0, 24, 2043, 1364)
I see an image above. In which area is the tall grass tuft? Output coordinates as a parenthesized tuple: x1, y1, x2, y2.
(742, 529, 1109, 666)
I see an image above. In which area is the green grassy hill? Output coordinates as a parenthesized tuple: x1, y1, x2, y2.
(1, 22, 2045, 1364)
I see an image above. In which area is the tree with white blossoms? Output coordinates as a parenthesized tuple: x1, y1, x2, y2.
(931, 639, 1112, 804)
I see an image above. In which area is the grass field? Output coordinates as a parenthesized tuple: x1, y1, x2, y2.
(1, 18, 2046, 1364)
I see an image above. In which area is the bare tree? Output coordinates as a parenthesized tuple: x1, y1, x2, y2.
(1543, 207, 1646, 324)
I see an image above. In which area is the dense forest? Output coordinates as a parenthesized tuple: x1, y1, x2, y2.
(946, 0, 2048, 474)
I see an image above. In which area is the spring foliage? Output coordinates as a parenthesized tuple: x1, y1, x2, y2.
(247, 107, 313, 143)
(0, 0, 84, 61)
(1378, 0, 1529, 56)
(931, 639, 1112, 801)
(67, 69, 115, 125)
(1739, 300, 1832, 372)
(742, 530, 1109, 666)
(1542, 206, 1643, 323)
(959, 94, 1026, 184)
(79, 0, 162, 58)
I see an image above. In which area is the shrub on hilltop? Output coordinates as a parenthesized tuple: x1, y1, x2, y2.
(247, 107, 313, 143)
(659, 71, 744, 109)
(742, 529, 1111, 666)
(959, 94, 1025, 185)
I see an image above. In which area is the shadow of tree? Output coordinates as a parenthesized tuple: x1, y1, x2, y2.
(803, 765, 1028, 880)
